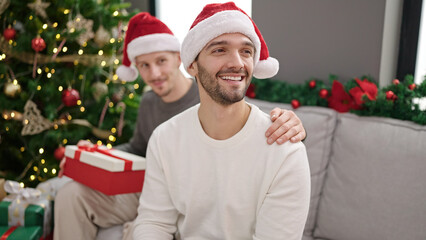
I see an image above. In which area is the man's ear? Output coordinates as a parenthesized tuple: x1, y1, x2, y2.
(175, 52, 182, 66)
(187, 61, 198, 77)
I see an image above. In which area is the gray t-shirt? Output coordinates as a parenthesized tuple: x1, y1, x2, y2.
(116, 80, 199, 157)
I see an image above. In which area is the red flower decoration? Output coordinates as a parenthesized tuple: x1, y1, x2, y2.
(245, 83, 256, 98)
(409, 83, 416, 90)
(348, 78, 378, 107)
(327, 80, 357, 113)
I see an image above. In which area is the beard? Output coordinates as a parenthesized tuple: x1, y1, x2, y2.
(197, 63, 251, 106)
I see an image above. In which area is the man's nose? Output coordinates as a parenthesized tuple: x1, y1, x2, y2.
(149, 65, 161, 79)
(226, 51, 245, 70)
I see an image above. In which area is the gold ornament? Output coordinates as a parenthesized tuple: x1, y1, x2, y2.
(94, 26, 110, 47)
(14, 100, 111, 138)
(27, 0, 50, 19)
(92, 81, 109, 101)
(21, 100, 53, 136)
(0, 0, 10, 15)
(67, 14, 95, 46)
(4, 81, 21, 98)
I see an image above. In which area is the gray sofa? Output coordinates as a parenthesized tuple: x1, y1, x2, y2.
(249, 98, 426, 240)
(45, 98, 426, 240)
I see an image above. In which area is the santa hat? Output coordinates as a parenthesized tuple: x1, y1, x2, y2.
(181, 2, 279, 79)
(116, 12, 180, 81)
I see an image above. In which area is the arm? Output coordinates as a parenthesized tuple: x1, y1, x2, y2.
(254, 143, 311, 240)
(133, 134, 178, 240)
(266, 108, 306, 145)
(114, 101, 149, 157)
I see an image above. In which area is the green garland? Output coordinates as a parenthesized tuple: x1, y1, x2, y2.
(251, 74, 426, 125)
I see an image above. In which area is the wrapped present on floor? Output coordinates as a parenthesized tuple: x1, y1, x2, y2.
(0, 226, 42, 240)
(0, 181, 52, 239)
(64, 145, 146, 195)
(0, 179, 5, 201)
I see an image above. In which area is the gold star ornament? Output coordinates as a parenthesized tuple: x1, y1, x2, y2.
(27, 0, 50, 19)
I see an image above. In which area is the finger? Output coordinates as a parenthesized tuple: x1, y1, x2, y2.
(290, 131, 306, 143)
(267, 124, 291, 144)
(77, 139, 92, 147)
(58, 158, 66, 178)
(266, 110, 291, 137)
(58, 169, 64, 178)
(276, 126, 300, 145)
(292, 126, 307, 142)
(269, 107, 283, 121)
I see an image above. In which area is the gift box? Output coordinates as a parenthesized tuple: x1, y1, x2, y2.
(0, 226, 42, 240)
(0, 181, 52, 238)
(64, 145, 146, 195)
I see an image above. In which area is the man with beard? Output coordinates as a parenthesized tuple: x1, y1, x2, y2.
(133, 3, 310, 240)
(54, 11, 307, 240)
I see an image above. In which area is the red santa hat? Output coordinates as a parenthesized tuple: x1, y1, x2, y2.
(181, 2, 279, 79)
(116, 12, 180, 81)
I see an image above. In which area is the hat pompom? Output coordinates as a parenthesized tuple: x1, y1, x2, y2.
(116, 65, 139, 82)
(253, 57, 279, 79)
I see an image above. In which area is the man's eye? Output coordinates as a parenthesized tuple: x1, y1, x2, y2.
(243, 49, 253, 55)
(212, 48, 225, 53)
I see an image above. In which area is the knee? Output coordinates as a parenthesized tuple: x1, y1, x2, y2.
(55, 181, 90, 209)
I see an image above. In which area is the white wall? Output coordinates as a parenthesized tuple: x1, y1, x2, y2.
(253, 0, 397, 84)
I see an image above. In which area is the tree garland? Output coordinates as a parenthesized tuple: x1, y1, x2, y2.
(250, 74, 426, 125)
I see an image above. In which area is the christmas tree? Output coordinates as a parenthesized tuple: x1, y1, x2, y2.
(0, 0, 143, 187)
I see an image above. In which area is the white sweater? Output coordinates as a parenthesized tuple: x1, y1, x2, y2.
(133, 103, 311, 240)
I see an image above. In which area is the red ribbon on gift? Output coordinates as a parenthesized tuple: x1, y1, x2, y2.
(1, 226, 18, 240)
(76, 145, 133, 171)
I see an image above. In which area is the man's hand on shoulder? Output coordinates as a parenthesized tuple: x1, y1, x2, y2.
(265, 108, 306, 145)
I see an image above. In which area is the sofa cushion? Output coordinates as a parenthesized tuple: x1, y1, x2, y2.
(314, 113, 426, 240)
(247, 98, 337, 236)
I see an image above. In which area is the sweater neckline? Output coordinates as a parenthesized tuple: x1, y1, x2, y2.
(193, 102, 258, 148)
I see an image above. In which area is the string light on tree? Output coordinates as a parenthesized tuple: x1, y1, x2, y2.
(4, 79, 21, 98)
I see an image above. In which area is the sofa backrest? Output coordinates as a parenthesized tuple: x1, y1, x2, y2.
(314, 113, 426, 240)
(247, 98, 337, 237)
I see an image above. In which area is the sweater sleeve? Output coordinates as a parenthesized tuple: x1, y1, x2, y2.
(133, 131, 178, 240)
(253, 142, 311, 240)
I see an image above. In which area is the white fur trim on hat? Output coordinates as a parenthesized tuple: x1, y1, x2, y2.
(116, 64, 139, 82)
(127, 33, 180, 64)
(181, 10, 261, 72)
(253, 57, 279, 79)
